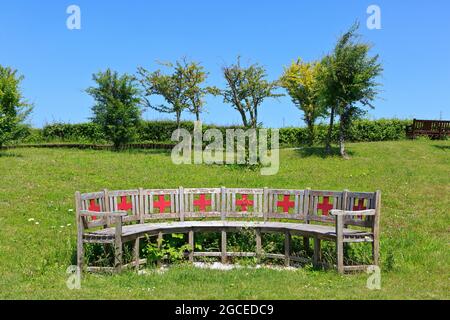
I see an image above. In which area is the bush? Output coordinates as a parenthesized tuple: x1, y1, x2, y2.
(278, 118, 412, 147)
(41, 122, 106, 143)
(14, 118, 412, 147)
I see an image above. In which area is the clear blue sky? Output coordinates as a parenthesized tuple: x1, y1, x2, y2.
(1, 0, 449, 128)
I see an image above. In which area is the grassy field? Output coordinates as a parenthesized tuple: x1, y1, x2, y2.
(0, 139, 449, 299)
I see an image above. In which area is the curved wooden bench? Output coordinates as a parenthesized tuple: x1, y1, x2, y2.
(76, 188, 381, 274)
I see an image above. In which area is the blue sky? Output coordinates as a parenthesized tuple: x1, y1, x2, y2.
(0, 0, 449, 128)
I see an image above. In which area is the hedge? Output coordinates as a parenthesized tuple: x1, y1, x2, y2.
(14, 118, 412, 147)
(279, 118, 412, 146)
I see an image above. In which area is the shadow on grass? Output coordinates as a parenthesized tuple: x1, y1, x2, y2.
(294, 146, 354, 159)
(0, 151, 23, 158)
(433, 144, 450, 151)
(123, 148, 173, 156)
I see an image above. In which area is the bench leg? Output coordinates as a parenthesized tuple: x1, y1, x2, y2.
(372, 239, 380, 266)
(77, 236, 84, 272)
(114, 237, 123, 273)
(221, 230, 227, 264)
(285, 231, 291, 267)
(188, 230, 194, 262)
(134, 237, 140, 270)
(336, 242, 344, 274)
(313, 236, 321, 268)
(303, 237, 310, 254)
(157, 232, 163, 267)
(255, 228, 262, 263)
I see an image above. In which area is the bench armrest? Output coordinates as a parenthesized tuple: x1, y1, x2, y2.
(80, 210, 128, 217)
(330, 209, 376, 217)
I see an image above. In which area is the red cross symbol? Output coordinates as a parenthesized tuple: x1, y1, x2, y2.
(118, 196, 132, 211)
(317, 196, 333, 216)
(88, 199, 101, 220)
(277, 195, 295, 213)
(236, 194, 253, 211)
(194, 194, 211, 212)
(353, 199, 366, 219)
(353, 199, 367, 211)
(153, 195, 171, 213)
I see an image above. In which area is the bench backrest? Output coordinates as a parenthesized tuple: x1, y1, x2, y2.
(412, 119, 450, 133)
(76, 188, 381, 230)
(266, 189, 307, 220)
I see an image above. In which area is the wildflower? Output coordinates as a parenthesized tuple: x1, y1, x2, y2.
(28, 218, 35, 222)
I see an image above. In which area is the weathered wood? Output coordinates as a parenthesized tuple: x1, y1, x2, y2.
(188, 230, 194, 262)
(114, 215, 123, 273)
(221, 186, 226, 221)
(313, 236, 321, 268)
(221, 229, 227, 264)
(335, 214, 344, 274)
(285, 231, 291, 267)
(139, 188, 145, 223)
(372, 190, 381, 266)
(75, 191, 84, 272)
(76, 187, 381, 274)
(179, 186, 184, 222)
(255, 228, 262, 263)
(134, 237, 140, 270)
(157, 232, 163, 266)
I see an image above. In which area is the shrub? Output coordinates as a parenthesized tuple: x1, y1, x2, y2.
(42, 122, 106, 143)
(17, 118, 412, 147)
(87, 69, 143, 149)
(0, 65, 33, 148)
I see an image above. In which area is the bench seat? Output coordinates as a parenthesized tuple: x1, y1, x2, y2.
(76, 187, 381, 274)
(83, 221, 373, 244)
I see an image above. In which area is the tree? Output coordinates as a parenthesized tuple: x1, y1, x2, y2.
(86, 69, 143, 150)
(181, 60, 210, 121)
(319, 23, 383, 157)
(316, 54, 339, 154)
(0, 65, 32, 148)
(213, 57, 282, 128)
(138, 59, 211, 126)
(280, 59, 324, 145)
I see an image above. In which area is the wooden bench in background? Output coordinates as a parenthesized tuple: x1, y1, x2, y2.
(406, 119, 450, 139)
(75, 187, 381, 274)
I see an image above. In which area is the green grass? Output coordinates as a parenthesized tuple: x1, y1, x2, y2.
(0, 140, 449, 299)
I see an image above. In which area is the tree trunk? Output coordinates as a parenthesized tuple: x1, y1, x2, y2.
(239, 110, 248, 128)
(307, 119, 315, 146)
(195, 111, 200, 122)
(176, 111, 181, 128)
(325, 106, 335, 153)
(339, 112, 349, 159)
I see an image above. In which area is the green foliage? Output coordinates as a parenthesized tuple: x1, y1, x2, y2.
(138, 59, 213, 125)
(41, 122, 106, 143)
(18, 118, 411, 146)
(0, 65, 32, 148)
(279, 119, 411, 146)
(318, 23, 383, 157)
(143, 234, 191, 266)
(213, 57, 283, 128)
(86, 69, 143, 149)
(280, 59, 325, 145)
